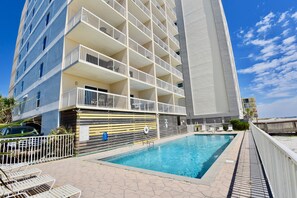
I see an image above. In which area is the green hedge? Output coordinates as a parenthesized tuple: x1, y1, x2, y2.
(230, 119, 249, 131)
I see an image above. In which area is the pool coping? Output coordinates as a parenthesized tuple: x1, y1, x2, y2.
(86, 131, 244, 185)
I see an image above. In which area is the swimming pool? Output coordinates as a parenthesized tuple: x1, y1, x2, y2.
(102, 134, 235, 179)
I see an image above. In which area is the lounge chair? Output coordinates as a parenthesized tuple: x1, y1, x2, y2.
(217, 126, 224, 132)
(1, 168, 42, 182)
(228, 125, 233, 131)
(0, 163, 28, 173)
(27, 184, 81, 198)
(0, 174, 55, 197)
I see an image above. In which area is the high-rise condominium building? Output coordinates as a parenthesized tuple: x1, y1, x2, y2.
(176, 0, 243, 124)
(9, 0, 187, 154)
(242, 97, 258, 118)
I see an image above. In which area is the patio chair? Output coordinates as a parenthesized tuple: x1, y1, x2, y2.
(26, 184, 81, 198)
(217, 126, 224, 132)
(0, 163, 28, 173)
(228, 125, 233, 131)
(0, 174, 55, 197)
(1, 168, 42, 182)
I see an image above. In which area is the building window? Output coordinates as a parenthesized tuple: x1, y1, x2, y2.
(29, 24, 32, 33)
(21, 81, 24, 92)
(177, 83, 183, 88)
(39, 63, 44, 78)
(24, 61, 27, 72)
(16, 70, 19, 80)
(24, 23, 26, 32)
(18, 54, 22, 63)
(21, 38, 24, 46)
(26, 42, 30, 52)
(32, 8, 35, 16)
(49, 0, 52, 3)
(43, 36, 47, 50)
(36, 91, 41, 108)
(46, 13, 50, 26)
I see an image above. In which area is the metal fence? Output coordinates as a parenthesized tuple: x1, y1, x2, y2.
(0, 134, 75, 165)
(251, 123, 297, 198)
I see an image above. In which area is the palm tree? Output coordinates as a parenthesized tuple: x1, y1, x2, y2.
(0, 96, 16, 123)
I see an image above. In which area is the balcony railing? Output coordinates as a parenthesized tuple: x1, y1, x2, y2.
(173, 86, 185, 96)
(129, 67, 155, 85)
(67, 8, 126, 45)
(64, 45, 127, 75)
(62, 88, 128, 110)
(152, 15, 167, 33)
(158, 102, 186, 114)
(154, 34, 169, 51)
(130, 97, 156, 112)
(128, 13, 151, 37)
(131, 0, 150, 16)
(155, 56, 183, 79)
(169, 32, 180, 46)
(155, 56, 171, 71)
(102, 0, 126, 16)
(157, 79, 173, 92)
(151, 0, 165, 16)
(170, 49, 181, 62)
(129, 38, 153, 60)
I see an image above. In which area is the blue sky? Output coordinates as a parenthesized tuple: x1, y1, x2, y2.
(0, 0, 296, 118)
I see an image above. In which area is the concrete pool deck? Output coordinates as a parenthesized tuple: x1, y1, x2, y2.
(33, 132, 244, 197)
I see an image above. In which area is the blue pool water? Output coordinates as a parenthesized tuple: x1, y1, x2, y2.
(103, 134, 235, 179)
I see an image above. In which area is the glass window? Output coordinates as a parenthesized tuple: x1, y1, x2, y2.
(43, 36, 47, 50)
(36, 91, 41, 108)
(46, 13, 50, 26)
(39, 63, 44, 78)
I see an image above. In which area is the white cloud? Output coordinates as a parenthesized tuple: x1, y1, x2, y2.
(278, 11, 288, 23)
(292, 12, 297, 20)
(256, 12, 275, 33)
(258, 96, 297, 118)
(283, 36, 296, 45)
(281, 28, 290, 36)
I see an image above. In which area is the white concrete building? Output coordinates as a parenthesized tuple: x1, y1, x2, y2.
(176, 0, 243, 124)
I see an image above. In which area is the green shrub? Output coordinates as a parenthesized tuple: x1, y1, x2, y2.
(230, 119, 249, 131)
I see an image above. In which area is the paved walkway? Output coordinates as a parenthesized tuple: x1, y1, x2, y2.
(229, 131, 272, 198)
(32, 133, 243, 198)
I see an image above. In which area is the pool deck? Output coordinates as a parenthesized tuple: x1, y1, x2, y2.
(33, 132, 244, 197)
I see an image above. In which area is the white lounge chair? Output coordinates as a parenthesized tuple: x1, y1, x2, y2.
(0, 163, 28, 173)
(228, 125, 233, 131)
(1, 168, 42, 182)
(27, 184, 81, 198)
(217, 126, 224, 132)
(0, 174, 55, 197)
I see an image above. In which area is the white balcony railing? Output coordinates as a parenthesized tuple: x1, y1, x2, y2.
(130, 98, 156, 112)
(173, 86, 185, 96)
(155, 56, 171, 71)
(128, 13, 151, 37)
(152, 15, 167, 33)
(0, 134, 74, 165)
(157, 79, 173, 91)
(155, 56, 183, 79)
(158, 102, 174, 113)
(67, 8, 126, 45)
(170, 49, 181, 62)
(251, 123, 297, 198)
(129, 67, 155, 85)
(62, 88, 128, 110)
(154, 34, 169, 51)
(64, 45, 127, 75)
(102, 0, 126, 16)
(169, 32, 180, 46)
(158, 102, 186, 114)
(129, 38, 153, 60)
(151, 0, 165, 16)
(131, 0, 150, 16)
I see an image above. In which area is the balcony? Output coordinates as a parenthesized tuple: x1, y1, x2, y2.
(167, 19, 178, 36)
(68, 0, 126, 27)
(155, 56, 171, 76)
(157, 79, 173, 93)
(170, 49, 182, 66)
(173, 86, 185, 97)
(152, 15, 167, 38)
(154, 34, 169, 57)
(129, 38, 153, 67)
(130, 67, 155, 85)
(151, 0, 166, 20)
(158, 102, 186, 115)
(128, 13, 151, 42)
(62, 87, 128, 111)
(171, 66, 183, 79)
(64, 45, 127, 83)
(129, 0, 150, 22)
(169, 32, 180, 51)
(66, 8, 126, 55)
(130, 97, 156, 112)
